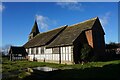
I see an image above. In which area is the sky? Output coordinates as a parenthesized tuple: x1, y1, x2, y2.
(1, 2, 118, 47)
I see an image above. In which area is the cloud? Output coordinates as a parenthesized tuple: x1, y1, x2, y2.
(0, 4, 5, 12)
(36, 15, 48, 31)
(36, 14, 57, 32)
(56, 2, 83, 11)
(99, 12, 111, 27)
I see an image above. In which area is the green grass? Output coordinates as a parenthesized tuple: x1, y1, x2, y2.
(2, 57, 120, 80)
(2, 57, 120, 73)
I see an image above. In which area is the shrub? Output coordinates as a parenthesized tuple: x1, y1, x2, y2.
(80, 44, 93, 62)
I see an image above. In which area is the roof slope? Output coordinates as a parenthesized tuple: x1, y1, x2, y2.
(23, 26, 67, 48)
(9, 46, 27, 55)
(47, 17, 98, 48)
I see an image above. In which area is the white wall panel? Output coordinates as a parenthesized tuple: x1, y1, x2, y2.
(46, 54, 52, 60)
(45, 48, 52, 54)
(63, 47, 65, 53)
(26, 49, 28, 52)
(28, 55, 34, 60)
(28, 46, 72, 63)
(60, 47, 63, 53)
(69, 46, 71, 54)
(38, 47, 41, 54)
(69, 54, 71, 61)
(66, 47, 69, 54)
(41, 54, 45, 60)
(63, 54, 65, 61)
(66, 53, 68, 61)
(52, 54, 59, 61)
(61, 51, 63, 60)
(29, 48, 31, 55)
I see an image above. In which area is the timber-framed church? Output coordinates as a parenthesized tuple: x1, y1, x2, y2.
(9, 17, 105, 64)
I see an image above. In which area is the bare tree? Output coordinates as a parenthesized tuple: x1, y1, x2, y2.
(2, 44, 12, 56)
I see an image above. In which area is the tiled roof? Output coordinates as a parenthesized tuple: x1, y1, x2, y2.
(24, 17, 101, 48)
(23, 25, 67, 48)
(47, 17, 98, 48)
(9, 46, 27, 55)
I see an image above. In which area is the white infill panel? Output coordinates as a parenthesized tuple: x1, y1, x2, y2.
(37, 54, 45, 60)
(37, 55, 40, 60)
(45, 48, 52, 54)
(60, 47, 63, 61)
(66, 47, 69, 54)
(26, 49, 28, 52)
(63, 47, 65, 53)
(69, 46, 71, 54)
(34, 48, 36, 54)
(69, 54, 71, 61)
(38, 47, 41, 54)
(53, 54, 59, 61)
(28, 55, 34, 60)
(63, 54, 65, 61)
(66, 53, 68, 61)
(61, 52, 63, 61)
(57, 54, 59, 61)
(60, 47, 63, 53)
(50, 54, 52, 60)
(29, 48, 31, 55)
(54, 54, 56, 60)
(46, 55, 48, 60)
(35, 55, 39, 60)
(47, 54, 52, 60)
(46, 54, 52, 60)
(42, 54, 45, 60)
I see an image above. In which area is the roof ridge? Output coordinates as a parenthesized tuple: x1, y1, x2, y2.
(69, 17, 98, 27)
(32, 25, 68, 38)
(41, 25, 68, 34)
(28, 25, 68, 41)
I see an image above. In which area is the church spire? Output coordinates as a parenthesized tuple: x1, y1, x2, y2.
(30, 20, 39, 34)
(29, 20, 40, 40)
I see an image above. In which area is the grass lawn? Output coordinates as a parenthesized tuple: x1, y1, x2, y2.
(2, 57, 120, 80)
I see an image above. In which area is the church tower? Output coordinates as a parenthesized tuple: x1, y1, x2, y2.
(29, 20, 39, 40)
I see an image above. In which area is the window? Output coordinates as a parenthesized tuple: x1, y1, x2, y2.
(41, 47, 44, 54)
(53, 48, 59, 54)
(36, 47, 38, 54)
(31, 48, 33, 54)
(34, 48, 36, 54)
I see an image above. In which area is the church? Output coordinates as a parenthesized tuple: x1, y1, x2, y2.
(22, 17, 105, 64)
